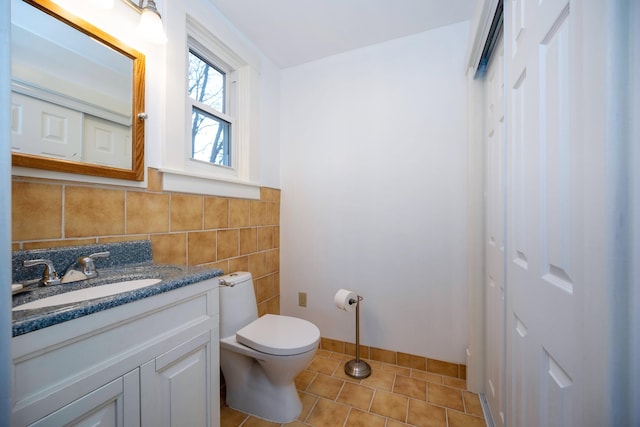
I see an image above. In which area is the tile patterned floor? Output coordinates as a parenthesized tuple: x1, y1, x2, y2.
(221, 349, 487, 427)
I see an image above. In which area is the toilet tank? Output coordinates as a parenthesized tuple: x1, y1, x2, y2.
(219, 271, 259, 339)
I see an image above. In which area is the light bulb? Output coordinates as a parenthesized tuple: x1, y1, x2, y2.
(138, 7, 167, 44)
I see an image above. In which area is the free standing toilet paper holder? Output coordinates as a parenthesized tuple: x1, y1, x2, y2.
(344, 295, 372, 379)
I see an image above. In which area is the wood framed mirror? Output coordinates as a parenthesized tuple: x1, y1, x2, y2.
(11, 0, 146, 181)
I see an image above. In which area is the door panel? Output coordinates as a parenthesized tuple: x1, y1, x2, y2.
(484, 36, 505, 427)
(482, 1, 629, 425)
(29, 370, 139, 427)
(505, 0, 579, 425)
(140, 332, 211, 427)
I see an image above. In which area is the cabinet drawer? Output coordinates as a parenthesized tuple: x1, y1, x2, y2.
(29, 369, 139, 427)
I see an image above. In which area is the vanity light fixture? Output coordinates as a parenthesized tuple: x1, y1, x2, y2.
(123, 0, 168, 44)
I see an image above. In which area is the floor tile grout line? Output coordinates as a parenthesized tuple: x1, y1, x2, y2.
(405, 391, 410, 425)
(335, 378, 347, 403)
(462, 388, 468, 414)
(449, 410, 487, 421)
(330, 358, 339, 377)
(302, 395, 320, 425)
(425, 378, 430, 402)
(303, 371, 317, 392)
(341, 406, 352, 427)
(368, 387, 377, 413)
(391, 372, 398, 395)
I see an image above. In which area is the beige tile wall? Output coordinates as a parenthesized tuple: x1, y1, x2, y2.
(12, 169, 464, 372)
(11, 168, 281, 316)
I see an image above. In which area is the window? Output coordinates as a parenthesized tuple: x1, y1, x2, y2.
(162, 14, 261, 199)
(188, 49, 233, 167)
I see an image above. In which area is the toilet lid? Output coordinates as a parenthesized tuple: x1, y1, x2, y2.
(236, 314, 320, 356)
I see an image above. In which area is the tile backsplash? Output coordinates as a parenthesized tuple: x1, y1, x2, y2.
(11, 168, 280, 316)
(12, 240, 153, 283)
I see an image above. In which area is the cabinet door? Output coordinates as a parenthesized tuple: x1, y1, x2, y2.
(140, 332, 212, 427)
(29, 369, 139, 427)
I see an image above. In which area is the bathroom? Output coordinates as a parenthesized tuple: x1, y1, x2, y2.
(1, 0, 639, 426)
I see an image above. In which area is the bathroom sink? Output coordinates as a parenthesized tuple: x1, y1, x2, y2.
(12, 278, 162, 311)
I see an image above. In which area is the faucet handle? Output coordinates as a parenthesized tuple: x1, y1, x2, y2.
(23, 259, 61, 286)
(89, 251, 110, 261)
(77, 251, 110, 278)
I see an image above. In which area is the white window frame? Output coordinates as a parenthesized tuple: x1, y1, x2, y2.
(187, 40, 236, 171)
(161, 12, 260, 199)
(184, 19, 245, 180)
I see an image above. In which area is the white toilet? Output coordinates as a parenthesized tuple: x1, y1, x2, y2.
(218, 271, 320, 423)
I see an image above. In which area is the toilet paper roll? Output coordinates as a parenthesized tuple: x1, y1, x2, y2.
(334, 289, 357, 312)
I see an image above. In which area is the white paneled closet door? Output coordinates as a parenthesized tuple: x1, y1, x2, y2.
(479, 0, 633, 425)
(504, 0, 581, 425)
(484, 35, 505, 427)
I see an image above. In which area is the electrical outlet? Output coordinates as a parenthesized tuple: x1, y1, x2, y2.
(298, 292, 307, 307)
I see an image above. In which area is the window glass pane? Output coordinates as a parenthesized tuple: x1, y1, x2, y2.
(191, 108, 230, 166)
(188, 50, 225, 113)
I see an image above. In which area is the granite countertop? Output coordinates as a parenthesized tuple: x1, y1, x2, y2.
(11, 241, 223, 337)
(12, 263, 224, 337)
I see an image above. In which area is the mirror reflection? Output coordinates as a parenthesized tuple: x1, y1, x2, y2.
(10, 0, 146, 181)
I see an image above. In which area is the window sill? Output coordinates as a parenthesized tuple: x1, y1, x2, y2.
(12, 166, 149, 189)
(159, 168, 261, 199)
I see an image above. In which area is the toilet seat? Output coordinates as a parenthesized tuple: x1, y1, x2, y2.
(236, 314, 320, 356)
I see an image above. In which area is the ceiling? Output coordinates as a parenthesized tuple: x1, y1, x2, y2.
(208, 0, 477, 68)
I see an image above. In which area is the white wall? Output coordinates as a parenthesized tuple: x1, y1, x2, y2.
(257, 60, 281, 188)
(280, 21, 470, 363)
(23, 0, 282, 190)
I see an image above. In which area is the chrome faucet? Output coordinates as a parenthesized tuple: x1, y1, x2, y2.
(23, 259, 61, 286)
(62, 251, 110, 283)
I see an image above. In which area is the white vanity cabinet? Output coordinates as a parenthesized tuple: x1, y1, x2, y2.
(11, 277, 220, 427)
(29, 369, 140, 427)
(140, 331, 211, 427)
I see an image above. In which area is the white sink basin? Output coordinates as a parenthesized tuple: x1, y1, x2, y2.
(13, 278, 162, 311)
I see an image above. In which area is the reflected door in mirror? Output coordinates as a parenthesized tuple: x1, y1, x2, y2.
(10, 0, 145, 181)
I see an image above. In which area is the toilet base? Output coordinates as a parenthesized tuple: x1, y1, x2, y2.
(220, 340, 318, 423)
(226, 381, 302, 423)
